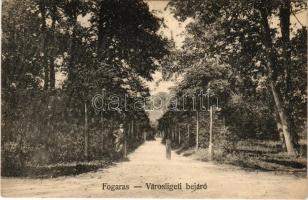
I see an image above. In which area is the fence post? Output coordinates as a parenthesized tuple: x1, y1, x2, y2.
(209, 106, 213, 160)
(84, 102, 88, 160)
(195, 110, 199, 150)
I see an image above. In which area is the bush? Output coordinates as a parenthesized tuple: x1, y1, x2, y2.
(1, 90, 146, 177)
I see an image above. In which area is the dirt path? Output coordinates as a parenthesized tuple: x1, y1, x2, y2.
(1, 139, 307, 198)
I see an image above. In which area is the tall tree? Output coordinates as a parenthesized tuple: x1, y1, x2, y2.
(94, 0, 168, 81)
(168, 0, 307, 155)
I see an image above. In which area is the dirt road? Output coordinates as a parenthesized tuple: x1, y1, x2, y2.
(1, 139, 307, 198)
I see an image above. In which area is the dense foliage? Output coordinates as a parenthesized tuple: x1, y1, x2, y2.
(158, 0, 307, 156)
(1, 0, 167, 176)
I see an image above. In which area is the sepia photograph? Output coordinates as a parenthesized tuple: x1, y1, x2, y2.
(1, 0, 307, 198)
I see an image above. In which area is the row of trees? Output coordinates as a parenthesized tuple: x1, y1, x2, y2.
(158, 0, 307, 156)
(1, 0, 168, 176)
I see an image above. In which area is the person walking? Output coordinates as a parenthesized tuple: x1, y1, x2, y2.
(165, 127, 171, 160)
(113, 124, 127, 159)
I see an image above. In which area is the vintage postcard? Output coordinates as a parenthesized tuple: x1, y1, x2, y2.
(1, 0, 307, 198)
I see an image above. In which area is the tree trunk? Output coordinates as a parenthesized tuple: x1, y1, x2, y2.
(178, 125, 181, 145)
(101, 113, 104, 150)
(131, 120, 134, 139)
(274, 106, 287, 151)
(49, 6, 57, 89)
(187, 124, 190, 146)
(209, 106, 213, 160)
(279, 0, 299, 150)
(173, 126, 176, 141)
(128, 123, 131, 138)
(68, 6, 78, 84)
(84, 102, 89, 160)
(259, 7, 298, 156)
(175, 126, 177, 143)
(195, 110, 199, 150)
(123, 134, 127, 159)
(270, 81, 297, 155)
(279, 0, 292, 95)
(275, 112, 287, 152)
(39, 2, 49, 90)
(49, 58, 55, 89)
